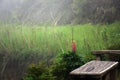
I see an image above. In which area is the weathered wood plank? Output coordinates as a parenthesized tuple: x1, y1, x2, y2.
(70, 60, 118, 76)
(92, 50, 120, 55)
(92, 50, 120, 61)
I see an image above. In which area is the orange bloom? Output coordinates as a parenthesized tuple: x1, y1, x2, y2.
(72, 40, 76, 53)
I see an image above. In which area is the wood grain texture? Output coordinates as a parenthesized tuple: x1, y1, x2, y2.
(70, 60, 118, 76)
(92, 50, 120, 54)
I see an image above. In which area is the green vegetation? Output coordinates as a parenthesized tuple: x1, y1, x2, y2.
(23, 62, 54, 80)
(0, 22, 120, 80)
(24, 51, 84, 80)
(51, 51, 84, 80)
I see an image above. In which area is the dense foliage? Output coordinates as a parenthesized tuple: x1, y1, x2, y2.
(24, 51, 84, 80)
(23, 62, 55, 80)
(51, 51, 84, 80)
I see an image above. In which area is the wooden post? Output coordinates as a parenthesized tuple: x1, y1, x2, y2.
(110, 68, 117, 80)
(96, 54, 102, 61)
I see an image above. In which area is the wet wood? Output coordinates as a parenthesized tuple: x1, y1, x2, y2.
(92, 50, 120, 61)
(92, 50, 120, 55)
(70, 61, 118, 80)
(70, 61, 118, 76)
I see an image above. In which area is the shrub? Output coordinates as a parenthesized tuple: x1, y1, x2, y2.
(24, 51, 84, 80)
(23, 62, 55, 80)
(51, 51, 84, 80)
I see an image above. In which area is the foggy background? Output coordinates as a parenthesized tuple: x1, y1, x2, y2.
(0, 0, 120, 25)
(0, 0, 74, 25)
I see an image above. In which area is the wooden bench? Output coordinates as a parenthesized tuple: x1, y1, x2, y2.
(92, 50, 120, 61)
(70, 60, 118, 80)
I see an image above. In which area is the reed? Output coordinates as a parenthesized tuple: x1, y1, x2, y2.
(0, 23, 120, 80)
(0, 23, 120, 60)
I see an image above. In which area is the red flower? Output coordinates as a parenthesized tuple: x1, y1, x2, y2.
(72, 40, 76, 53)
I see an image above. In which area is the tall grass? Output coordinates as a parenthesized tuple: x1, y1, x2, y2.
(0, 23, 120, 59)
(0, 23, 120, 58)
(0, 23, 120, 80)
